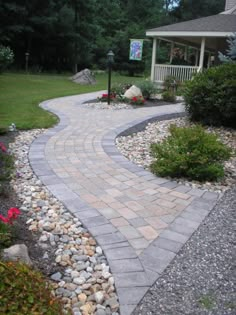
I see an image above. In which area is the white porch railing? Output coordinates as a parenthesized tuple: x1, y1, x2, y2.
(154, 64, 199, 83)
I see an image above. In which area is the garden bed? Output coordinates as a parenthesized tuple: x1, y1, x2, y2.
(116, 117, 236, 193)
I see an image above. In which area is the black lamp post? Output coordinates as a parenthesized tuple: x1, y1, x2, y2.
(25, 52, 30, 73)
(107, 50, 114, 105)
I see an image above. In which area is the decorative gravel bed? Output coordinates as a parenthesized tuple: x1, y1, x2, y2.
(133, 186, 236, 315)
(116, 117, 236, 193)
(85, 102, 132, 110)
(9, 130, 119, 315)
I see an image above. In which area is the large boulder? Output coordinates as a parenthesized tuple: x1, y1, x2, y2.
(124, 85, 142, 99)
(2, 244, 32, 266)
(71, 69, 96, 85)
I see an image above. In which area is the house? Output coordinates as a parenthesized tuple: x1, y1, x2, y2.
(146, 0, 236, 83)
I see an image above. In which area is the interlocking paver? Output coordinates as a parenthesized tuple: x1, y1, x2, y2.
(110, 217, 129, 227)
(118, 225, 142, 239)
(137, 225, 159, 240)
(30, 93, 220, 315)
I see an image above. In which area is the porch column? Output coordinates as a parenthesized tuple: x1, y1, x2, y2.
(170, 42, 174, 63)
(195, 50, 199, 66)
(207, 52, 211, 68)
(199, 37, 206, 71)
(151, 38, 157, 81)
(184, 46, 188, 61)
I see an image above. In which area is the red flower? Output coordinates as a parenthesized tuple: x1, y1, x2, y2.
(0, 214, 9, 223)
(8, 208, 21, 220)
(0, 208, 20, 225)
(102, 94, 108, 98)
(0, 142, 7, 152)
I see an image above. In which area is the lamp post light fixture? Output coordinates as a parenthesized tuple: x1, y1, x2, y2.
(107, 50, 114, 105)
(25, 52, 30, 73)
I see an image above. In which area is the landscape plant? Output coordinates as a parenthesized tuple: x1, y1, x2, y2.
(183, 63, 236, 128)
(162, 90, 176, 102)
(136, 80, 158, 100)
(0, 208, 20, 249)
(150, 125, 231, 182)
(0, 260, 66, 314)
(0, 45, 14, 73)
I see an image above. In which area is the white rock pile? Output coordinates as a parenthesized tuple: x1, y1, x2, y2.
(116, 117, 236, 193)
(9, 130, 119, 315)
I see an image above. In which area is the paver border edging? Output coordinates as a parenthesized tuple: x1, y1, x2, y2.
(29, 96, 220, 315)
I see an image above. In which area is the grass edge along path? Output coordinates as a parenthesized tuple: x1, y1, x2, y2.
(0, 72, 143, 130)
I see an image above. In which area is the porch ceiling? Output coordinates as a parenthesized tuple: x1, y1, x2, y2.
(156, 36, 225, 51)
(146, 13, 236, 51)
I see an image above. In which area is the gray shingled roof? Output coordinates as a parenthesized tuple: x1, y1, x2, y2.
(147, 14, 236, 33)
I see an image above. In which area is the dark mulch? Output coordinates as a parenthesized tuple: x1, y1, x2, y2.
(0, 133, 58, 276)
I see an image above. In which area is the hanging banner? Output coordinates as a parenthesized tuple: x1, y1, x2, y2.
(129, 39, 143, 61)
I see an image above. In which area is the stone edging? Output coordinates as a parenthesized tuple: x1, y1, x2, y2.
(29, 96, 220, 315)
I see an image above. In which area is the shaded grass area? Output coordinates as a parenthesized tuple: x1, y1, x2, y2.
(0, 72, 143, 129)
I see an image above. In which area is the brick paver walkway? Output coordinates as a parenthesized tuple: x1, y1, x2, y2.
(29, 91, 219, 315)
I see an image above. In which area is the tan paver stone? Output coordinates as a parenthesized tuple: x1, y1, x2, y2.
(124, 180, 137, 186)
(124, 201, 144, 212)
(98, 208, 121, 219)
(144, 217, 168, 230)
(90, 201, 107, 209)
(137, 206, 170, 218)
(170, 191, 191, 200)
(100, 194, 117, 203)
(105, 178, 121, 186)
(105, 188, 123, 197)
(118, 225, 141, 239)
(157, 187, 172, 194)
(157, 198, 176, 209)
(158, 193, 176, 202)
(110, 217, 129, 227)
(137, 225, 159, 240)
(108, 201, 124, 210)
(143, 189, 158, 195)
(173, 204, 186, 213)
(117, 208, 138, 219)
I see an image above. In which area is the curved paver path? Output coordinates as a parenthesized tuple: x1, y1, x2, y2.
(29, 91, 219, 315)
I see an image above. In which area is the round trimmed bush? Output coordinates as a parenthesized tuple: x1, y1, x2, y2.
(183, 64, 236, 128)
(150, 125, 231, 182)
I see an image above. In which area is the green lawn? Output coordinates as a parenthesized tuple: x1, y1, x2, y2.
(0, 72, 143, 129)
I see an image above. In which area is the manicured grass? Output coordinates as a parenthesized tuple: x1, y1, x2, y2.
(0, 72, 143, 129)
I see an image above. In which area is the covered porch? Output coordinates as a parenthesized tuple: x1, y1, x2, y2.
(146, 6, 236, 83)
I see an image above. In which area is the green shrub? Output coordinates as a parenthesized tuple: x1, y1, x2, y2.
(0, 260, 67, 314)
(163, 75, 179, 92)
(183, 64, 236, 128)
(0, 151, 14, 182)
(111, 82, 132, 97)
(0, 45, 14, 73)
(0, 222, 11, 249)
(162, 90, 176, 102)
(150, 125, 231, 182)
(136, 80, 157, 99)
